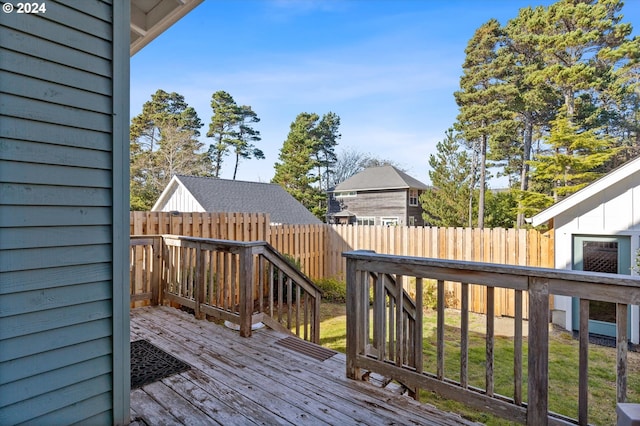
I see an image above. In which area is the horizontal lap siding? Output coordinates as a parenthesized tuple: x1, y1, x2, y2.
(0, 2, 116, 424)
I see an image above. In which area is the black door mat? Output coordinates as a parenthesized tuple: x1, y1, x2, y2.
(275, 336, 337, 361)
(131, 339, 191, 389)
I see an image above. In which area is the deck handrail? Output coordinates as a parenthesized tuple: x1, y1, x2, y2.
(343, 250, 640, 425)
(130, 235, 322, 343)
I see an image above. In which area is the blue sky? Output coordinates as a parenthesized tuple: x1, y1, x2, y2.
(130, 0, 640, 187)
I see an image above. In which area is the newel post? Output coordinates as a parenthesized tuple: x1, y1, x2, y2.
(238, 246, 254, 338)
(194, 243, 206, 320)
(345, 254, 360, 379)
(528, 277, 550, 425)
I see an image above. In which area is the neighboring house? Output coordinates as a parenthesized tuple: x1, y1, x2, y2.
(327, 165, 429, 226)
(153, 175, 322, 225)
(0, 2, 202, 424)
(531, 156, 640, 344)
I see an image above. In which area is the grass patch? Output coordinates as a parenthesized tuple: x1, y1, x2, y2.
(318, 302, 640, 425)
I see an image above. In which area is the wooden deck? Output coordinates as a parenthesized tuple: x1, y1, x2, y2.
(130, 306, 477, 425)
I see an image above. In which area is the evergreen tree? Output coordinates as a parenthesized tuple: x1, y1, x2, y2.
(207, 91, 240, 178)
(502, 7, 562, 226)
(455, 19, 515, 228)
(420, 129, 472, 227)
(130, 89, 204, 210)
(312, 112, 341, 191)
(231, 105, 264, 180)
(523, 0, 635, 120)
(484, 190, 518, 228)
(528, 112, 619, 205)
(272, 113, 325, 220)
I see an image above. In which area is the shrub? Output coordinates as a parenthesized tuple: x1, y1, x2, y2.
(315, 277, 347, 303)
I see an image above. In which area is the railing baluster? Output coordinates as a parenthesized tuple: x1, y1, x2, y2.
(514, 289, 523, 406)
(376, 273, 386, 361)
(461, 282, 469, 389)
(415, 277, 423, 375)
(486, 286, 494, 397)
(437, 279, 445, 381)
(286, 277, 293, 329)
(258, 255, 265, 313)
(231, 252, 238, 312)
(396, 274, 404, 367)
(194, 244, 205, 320)
(268, 262, 274, 317)
(579, 299, 589, 426)
(295, 284, 301, 337)
(362, 270, 370, 358)
(277, 266, 283, 322)
(617, 303, 628, 404)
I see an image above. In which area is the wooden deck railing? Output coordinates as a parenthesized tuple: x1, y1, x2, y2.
(130, 235, 322, 343)
(343, 250, 640, 425)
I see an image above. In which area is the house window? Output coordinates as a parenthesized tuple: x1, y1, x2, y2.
(408, 189, 419, 206)
(409, 216, 416, 226)
(381, 217, 398, 226)
(335, 191, 356, 198)
(357, 216, 375, 226)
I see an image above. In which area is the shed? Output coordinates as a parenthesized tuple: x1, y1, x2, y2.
(531, 156, 640, 343)
(153, 175, 322, 225)
(0, 1, 202, 424)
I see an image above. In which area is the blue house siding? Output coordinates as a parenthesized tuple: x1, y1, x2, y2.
(0, 1, 129, 424)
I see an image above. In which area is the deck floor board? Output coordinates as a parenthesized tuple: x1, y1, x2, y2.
(130, 306, 478, 426)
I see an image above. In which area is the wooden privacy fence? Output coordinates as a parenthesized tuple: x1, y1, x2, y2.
(131, 212, 554, 317)
(326, 225, 555, 318)
(131, 211, 271, 241)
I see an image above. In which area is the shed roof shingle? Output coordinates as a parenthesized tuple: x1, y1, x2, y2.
(174, 175, 321, 225)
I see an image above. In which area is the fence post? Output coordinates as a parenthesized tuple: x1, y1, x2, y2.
(238, 246, 254, 337)
(527, 277, 549, 425)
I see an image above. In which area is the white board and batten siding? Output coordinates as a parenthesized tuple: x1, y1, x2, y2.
(153, 178, 206, 212)
(544, 162, 640, 342)
(0, 1, 130, 424)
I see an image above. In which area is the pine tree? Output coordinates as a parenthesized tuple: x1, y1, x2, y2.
(207, 91, 240, 178)
(529, 113, 619, 204)
(420, 129, 472, 227)
(230, 105, 264, 180)
(455, 19, 515, 228)
(312, 112, 341, 191)
(130, 89, 204, 210)
(272, 113, 325, 220)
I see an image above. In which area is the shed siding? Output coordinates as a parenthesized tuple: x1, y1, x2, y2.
(0, 2, 125, 424)
(156, 183, 205, 212)
(551, 168, 640, 342)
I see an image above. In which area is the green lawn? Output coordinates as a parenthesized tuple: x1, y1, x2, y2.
(317, 303, 640, 426)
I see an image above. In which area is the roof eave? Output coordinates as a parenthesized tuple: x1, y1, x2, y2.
(130, 0, 204, 57)
(530, 156, 640, 227)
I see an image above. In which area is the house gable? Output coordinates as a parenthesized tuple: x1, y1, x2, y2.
(152, 175, 206, 212)
(531, 156, 640, 228)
